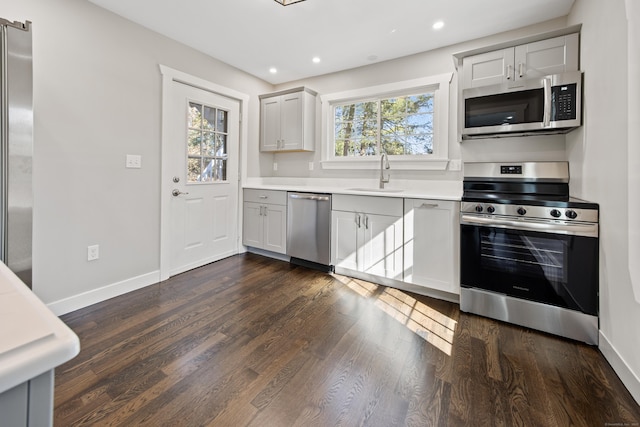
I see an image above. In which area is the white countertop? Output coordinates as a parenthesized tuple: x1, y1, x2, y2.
(0, 262, 80, 394)
(243, 177, 463, 201)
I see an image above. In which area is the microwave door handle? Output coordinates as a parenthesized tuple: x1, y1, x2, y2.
(543, 77, 552, 127)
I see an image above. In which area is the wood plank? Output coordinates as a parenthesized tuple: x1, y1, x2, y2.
(54, 253, 640, 426)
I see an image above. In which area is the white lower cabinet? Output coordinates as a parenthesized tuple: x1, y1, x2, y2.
(331, 195, 403, 280)
(403, 198, 460, 294)
(243, 190, 287, 254)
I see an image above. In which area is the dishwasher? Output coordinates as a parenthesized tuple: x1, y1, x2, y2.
(287, 192, 332, 271)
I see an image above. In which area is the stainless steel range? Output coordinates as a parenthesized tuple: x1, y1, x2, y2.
(459, 162, 599, 344)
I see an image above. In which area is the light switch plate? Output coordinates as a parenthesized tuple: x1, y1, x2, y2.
(126, 154, 142, 169)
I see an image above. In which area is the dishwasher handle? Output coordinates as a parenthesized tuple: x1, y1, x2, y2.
(288, 193, 331, 202)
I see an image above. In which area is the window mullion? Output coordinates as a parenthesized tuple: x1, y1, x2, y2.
(376, 99, 381, 155)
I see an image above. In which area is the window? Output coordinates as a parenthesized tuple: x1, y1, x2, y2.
(187, 102, 228, 183)
(334, 93, 434, 157)
(321, 73, 452, 170)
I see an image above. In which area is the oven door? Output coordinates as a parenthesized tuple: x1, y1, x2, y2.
(460, 219, 598, 315)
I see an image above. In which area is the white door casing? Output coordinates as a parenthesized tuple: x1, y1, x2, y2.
(159, 66, 249, 281)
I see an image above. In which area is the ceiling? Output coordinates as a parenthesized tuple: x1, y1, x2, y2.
(87, 0, 575, 85)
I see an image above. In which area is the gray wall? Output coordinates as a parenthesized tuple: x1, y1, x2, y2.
(567, 0, 640, 403)
(3, 0, 272, 307)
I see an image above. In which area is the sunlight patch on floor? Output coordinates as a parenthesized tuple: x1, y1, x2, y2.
(335, 274, 457, 355)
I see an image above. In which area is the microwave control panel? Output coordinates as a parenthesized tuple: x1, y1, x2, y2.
(551, 83, 577, 121)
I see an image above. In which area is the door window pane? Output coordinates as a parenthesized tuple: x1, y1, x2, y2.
(187, 102, 229, 183)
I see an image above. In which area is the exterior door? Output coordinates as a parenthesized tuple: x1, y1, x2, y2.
(166, 82, 240, 277)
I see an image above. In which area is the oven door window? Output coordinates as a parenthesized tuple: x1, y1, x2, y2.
(465, 88, 544, 128)
(461, 224, 598, 315)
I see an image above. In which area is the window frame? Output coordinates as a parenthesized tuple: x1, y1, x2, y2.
(320, 73, 452, 170)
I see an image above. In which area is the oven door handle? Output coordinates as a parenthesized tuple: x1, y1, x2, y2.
(460, 214, 598, 238)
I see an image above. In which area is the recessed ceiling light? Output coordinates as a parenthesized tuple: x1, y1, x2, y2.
(269, 67, 277, 74)
(432, 20, 444, 30)
(312, 57, 321, 64)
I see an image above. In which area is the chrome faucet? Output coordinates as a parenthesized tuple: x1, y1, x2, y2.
(379, 152, 390, 189)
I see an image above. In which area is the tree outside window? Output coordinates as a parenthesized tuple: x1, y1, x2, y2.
(334, 93, 434, 157)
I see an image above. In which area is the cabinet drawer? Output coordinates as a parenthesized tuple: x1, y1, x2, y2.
(332, 194, 403, 217)
(243, 189, 287, 205)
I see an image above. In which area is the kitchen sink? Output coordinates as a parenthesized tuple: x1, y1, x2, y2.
(347, 188, 404, 193)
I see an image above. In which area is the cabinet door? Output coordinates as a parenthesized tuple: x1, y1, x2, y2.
(515, 33, 579, 80)
(243, 202, 263, 248)
(462, 48, 514, 89)
(280, 92, 304, 150)
(263, 204, 287, 254)
(331, 211, 359, 271)
(260, 97, 281, 151)
(404, 199, 459, 294)
(361, 213, 403, 280)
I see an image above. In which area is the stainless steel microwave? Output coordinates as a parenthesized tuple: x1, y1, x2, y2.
(461, 71, 582, 139)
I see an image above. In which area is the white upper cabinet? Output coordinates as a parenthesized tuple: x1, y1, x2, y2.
(260, 87, 317, 152)
(462, 33, 579, 89)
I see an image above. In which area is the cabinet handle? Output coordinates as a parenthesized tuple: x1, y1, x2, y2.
(259, 195, 268, 199)
(259, 206, 264, 216)
(356, 213, 361, 228)
(506, 64, 513, 80)
(518, 62, 524, 78)
(419, 203, 439, 209)
(364, 215, 369, 230)
(263, 206, 268, 216)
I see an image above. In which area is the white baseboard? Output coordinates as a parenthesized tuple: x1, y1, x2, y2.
(599, 330, 640, 405)
(46, 270, 161, 316)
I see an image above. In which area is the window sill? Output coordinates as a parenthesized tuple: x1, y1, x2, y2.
(320, 157, 450, 171)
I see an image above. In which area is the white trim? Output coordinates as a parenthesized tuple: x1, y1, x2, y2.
(599, 330, 640, 405)
(320, 73, 453, 171)
(159, 65, 249, 281)
(46, 271, 161, 316)
(169, 250, 238, 277)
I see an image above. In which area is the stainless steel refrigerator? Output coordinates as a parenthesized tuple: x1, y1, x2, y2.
(0, 18, 32, 287)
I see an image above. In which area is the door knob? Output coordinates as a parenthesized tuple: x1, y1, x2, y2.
(172, 189, 189, 197)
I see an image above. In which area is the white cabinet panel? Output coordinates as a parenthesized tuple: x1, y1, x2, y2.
(260, 87, 316, 152)
(242, 191, 287, 254)
(331, 196, 403, 281)
(331, 210, 359, 271)
(462, 48, 514, 89)
(361, 213, 403, 280)
(462, 33, 579, 89)
(263, 204, 287, 253)
(404, 199, 460, 294)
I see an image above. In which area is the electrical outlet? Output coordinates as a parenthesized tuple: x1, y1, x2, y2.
(449, 159, 462, 171)
(273, 162, 278, 171)
(88, 245, 99, 261)
(309, 162, 314, 171)
(126, 154, 142, 169)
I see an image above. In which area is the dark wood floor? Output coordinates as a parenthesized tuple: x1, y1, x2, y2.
(54, 253, 640, 426)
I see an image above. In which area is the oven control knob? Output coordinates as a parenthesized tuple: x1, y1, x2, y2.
(475, 204, 483, 213)
(486, 206, 495, 214)
(565, 209, 578, 219)
(517, 207, 527, 216)
(550, 209, 562, 218)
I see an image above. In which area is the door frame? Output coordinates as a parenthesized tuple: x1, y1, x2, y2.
(159, 65, 249, 281)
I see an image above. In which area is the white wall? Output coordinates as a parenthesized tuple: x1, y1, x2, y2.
(269, 17, 570, 181)
(567, 0, 640, 404)
(3, 0, 272, 310)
